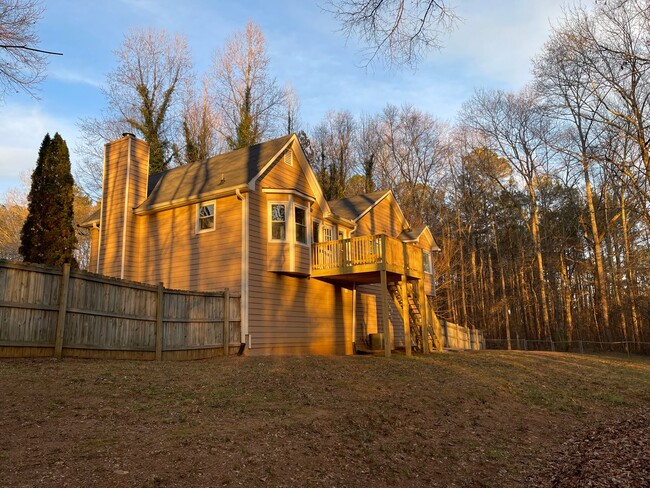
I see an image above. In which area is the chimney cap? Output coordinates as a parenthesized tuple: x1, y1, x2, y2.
(122, 132, 135, 138)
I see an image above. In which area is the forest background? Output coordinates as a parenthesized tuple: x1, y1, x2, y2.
(1, 1, 649, 350)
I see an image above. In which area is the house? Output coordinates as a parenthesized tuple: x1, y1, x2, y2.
(81, 133, 443, 356)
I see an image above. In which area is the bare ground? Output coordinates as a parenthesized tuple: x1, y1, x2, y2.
(1, 351, 649, 488)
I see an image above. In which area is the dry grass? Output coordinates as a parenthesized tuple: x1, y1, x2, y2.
(1, 351, 649, 487)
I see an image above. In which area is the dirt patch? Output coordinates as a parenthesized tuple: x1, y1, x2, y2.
(1, 351, 649, 487)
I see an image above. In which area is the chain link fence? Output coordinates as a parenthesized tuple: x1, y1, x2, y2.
(485, 338, 650, 356)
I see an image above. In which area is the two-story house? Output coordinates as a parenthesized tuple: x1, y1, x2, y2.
(82, 133, 441, 356)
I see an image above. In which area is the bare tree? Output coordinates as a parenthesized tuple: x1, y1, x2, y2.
(311, 110, 357, 200)
(324, 0, 458, 68)
(174, 77, 223, 164)
(534, 26, 612, 341)
(282, 81, 301, 135)
(76, 28, 192, 197)
(462, 88, 557, 343)
(0, 0, 46, 99)
(375, 104, 447, 224)
(211, 20, 284, 149)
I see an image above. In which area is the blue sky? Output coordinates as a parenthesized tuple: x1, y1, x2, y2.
(0, 0, 568, 197)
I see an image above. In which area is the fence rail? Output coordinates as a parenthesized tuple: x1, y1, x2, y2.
(485, 338, 650, 355)
(0, 260, 241, 360)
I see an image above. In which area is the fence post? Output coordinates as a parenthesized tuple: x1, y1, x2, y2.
(155, 282, 164, 361)
(54, 263, 71, 359)
(579, 340, 584, 354)
(224, 288, 230, 357)
(523, 339, 528, 351)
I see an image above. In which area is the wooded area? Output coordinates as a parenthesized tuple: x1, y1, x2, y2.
(308, 2, 650, 353)
(3, 2, 650, 353)
(0, 260, 241, 359)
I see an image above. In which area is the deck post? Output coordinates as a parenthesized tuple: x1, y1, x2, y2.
(401, 275, 411, 356)
(380, 262, 391, 357)
(419, 278, 430, 354)
(351, 283, 357, 353)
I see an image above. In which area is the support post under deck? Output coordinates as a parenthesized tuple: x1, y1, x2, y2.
(401, 275, 411, 356)
(380, 268, 391, 357)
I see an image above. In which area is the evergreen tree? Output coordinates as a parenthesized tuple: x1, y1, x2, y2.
(20, 133, 78, 267)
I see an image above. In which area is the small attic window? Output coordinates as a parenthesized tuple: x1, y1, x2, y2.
(283, 149, 293, 166)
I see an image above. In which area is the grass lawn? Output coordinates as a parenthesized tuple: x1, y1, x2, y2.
(1, 351, 649, 487)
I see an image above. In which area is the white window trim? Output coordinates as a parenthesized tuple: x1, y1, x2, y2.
(268, 201, 288, 242)
(423, 250, 433, 275)
(196, 200, 216, 234)
(312, 218, 321, 244)
(294, 203, 309, 247)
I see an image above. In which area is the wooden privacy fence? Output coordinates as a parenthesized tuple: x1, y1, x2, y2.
(439, 319, 485, 350)
(0, 260, 241, 360)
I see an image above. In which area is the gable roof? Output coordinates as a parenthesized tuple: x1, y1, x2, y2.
(328, 190, 409, 230)
(398, 225, 441, 251)
(136, 134, 293, 213)
(327, 190, 391, 221)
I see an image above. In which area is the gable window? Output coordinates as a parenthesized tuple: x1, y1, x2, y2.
(423, 250, 432, 274)
(295, 206, 307, 244)
(271, 203, 286, 240)
(197, 201, 215, 233)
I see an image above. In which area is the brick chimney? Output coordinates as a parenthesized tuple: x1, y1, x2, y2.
(96, 133, 150, 280)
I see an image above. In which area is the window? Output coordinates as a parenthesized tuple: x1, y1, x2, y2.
(423, 251, 432, 274)
(197, 201, 215, 233)
(295, 206, 307, 244)
(323, 225, 334, 242)
(312, 220, 321, 243)
(271, 203, 286, 240)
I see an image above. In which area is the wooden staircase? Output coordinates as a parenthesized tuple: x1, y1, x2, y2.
(388, 282, 438, 352)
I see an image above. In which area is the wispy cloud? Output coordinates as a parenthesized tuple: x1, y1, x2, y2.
(0, 104, 80, 195)
(50, 69, 105, 89)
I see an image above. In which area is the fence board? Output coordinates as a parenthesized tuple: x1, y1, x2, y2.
(0, 260, 240, 360)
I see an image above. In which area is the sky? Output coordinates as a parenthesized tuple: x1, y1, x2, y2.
(0, 0, 569, 198)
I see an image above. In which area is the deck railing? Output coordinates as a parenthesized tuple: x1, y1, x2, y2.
(311, 234, 424, 277)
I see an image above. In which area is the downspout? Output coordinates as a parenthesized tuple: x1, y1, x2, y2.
(236, 188, 248, 354)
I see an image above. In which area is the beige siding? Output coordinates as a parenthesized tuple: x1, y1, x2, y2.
(355, 197, 405, 238)
(267, 242, 290, 271)
(97, 136, 149, 279)
(258, 148, 312, 195)
(247, 190, 353, 355)
(137, 195, 242, 292)
(357, 283, 406, 347)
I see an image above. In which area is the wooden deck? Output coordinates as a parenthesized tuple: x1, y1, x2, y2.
(311, 234, 424, 285)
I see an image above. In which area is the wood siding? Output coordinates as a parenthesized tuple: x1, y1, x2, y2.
(247, 162, 353, 355)
(354, 196, 405, 238)
(98, 136, 149, 278)
(357, 283, 405, 347)
(258, 147, 312, 195)
(137, 195, 242, 292)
